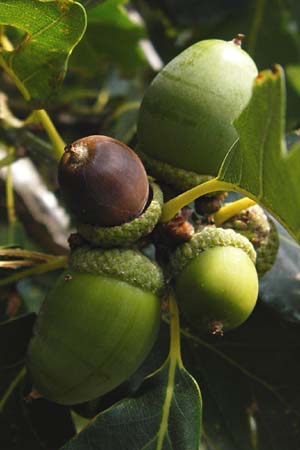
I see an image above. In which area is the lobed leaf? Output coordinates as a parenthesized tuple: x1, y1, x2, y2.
(0, 0, 87, 106)
(219, 66, 300, 242)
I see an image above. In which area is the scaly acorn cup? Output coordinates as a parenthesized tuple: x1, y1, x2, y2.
(58, 135, 163, 247)
(137, 36, 258, 190)
(77, 181, 163, 248)
(222, 204, 279, 277)
(26, 246, 164, 405)
(169, 227, 259, 335)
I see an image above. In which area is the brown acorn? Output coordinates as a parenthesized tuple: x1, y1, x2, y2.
(58, 135, 149, 227)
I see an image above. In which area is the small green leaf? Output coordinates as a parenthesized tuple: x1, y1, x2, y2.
(0, 0, 87, 105)
(62, 363, 201, 450)
(219, 66, 300, 242)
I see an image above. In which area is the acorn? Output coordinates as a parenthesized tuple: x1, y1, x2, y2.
(169, 227, 259, 335)
(26, 246, 164, 405)
(58, 135, 163, 247)
(58, 135, 149, 227)
(77, 181, 163, 248)
(137, 37, 258, 190)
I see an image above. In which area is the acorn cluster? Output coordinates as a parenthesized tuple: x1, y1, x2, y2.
(26, 37, 279, 406)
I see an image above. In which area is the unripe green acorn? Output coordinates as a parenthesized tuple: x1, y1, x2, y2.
(170, 227, 259, 334)
(137, 37, 258, 189)
(58, 135, 149, 227)
(26, 246, 164, 405)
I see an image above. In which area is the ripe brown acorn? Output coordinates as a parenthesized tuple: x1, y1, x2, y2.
(58, 135, 149, 227)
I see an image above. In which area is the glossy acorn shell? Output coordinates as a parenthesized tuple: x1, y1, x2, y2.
(137, 39, 258, 177)
(58, 135, 149, 227)
(175, 246, 259, 333)
(26, 269, 161, 405)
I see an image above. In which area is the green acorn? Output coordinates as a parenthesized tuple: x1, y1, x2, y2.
(137, 36, 258, 190)
(170, 227, 259, 335)
(26, 246, 164, 405)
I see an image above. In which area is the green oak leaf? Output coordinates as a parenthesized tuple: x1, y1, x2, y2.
(219, 65, 300, 242)
(0, 0, 87, 106)
(62, 363, 201, 450)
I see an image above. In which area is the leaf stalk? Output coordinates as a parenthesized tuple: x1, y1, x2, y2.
(214, 197, 257, 225)
(160, 178, 231, 222)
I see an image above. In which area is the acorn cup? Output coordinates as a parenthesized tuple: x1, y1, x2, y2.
(58, 135, 164, 247)
(26, 246, 165, 405)
(137, 36, 258, 190)
(169, 227, 259, 335)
